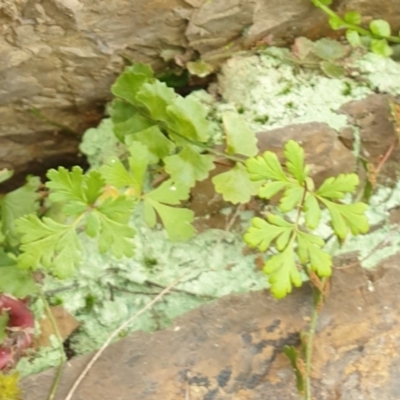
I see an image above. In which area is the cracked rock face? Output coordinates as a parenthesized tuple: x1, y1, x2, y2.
(1, 0, 400, 182)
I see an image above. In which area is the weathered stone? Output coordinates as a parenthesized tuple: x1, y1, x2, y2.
(0, 130, 85, 192)
(340, 94, 400, 184)
(1, 0, 400, 180)
(341, 94, 398, 160)
(21, 252, 400, 400)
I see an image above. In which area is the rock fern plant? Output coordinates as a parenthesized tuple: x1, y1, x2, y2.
(244, 140, 369, 399)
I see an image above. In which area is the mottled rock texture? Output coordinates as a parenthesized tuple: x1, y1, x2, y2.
(1, 0, 400, 182)
(21, 251, 400, 400)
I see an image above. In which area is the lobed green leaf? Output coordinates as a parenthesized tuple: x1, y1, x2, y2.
(110, 99, 136, 127)
(297, 231, 332, 277)
(90, 207, 136, 258)
(166, 97, 211, 143)
(258, 181, 288, 199)
(222, 111, 258, 157)
(1, 176, 40, 248)
(308, 246, 332, 277)
(279, 185, 305, 212)
(111, 64, 153, 106)
(284, 140, 308, 184)
(0, 265, 38, 298)
(143, 179, 195, 240)
(266, 214, 293, 228)
(164, 147, 215, 188)
(213, 163, 261, 204)
(46, 167, 105, 216)
(136, 80, 177, 122)
(125, 125, 176, 164)
(244, 217, 291, 252)
(245, 151, 287, 182)
(100, 158, 137, 191)
(263, 247, 302, 299)
(100, 142, 149, 195)
(322, 200, 369, 240)
(46, 166, 85, 203)
(316, 173, 359, 200)
(275, 229, 292, 251)
(145, 179, 190, 204)
(143, 199, 195, 241)
(303, 194, 321, 229)
(16, 216, 81, 278)
(113, 113, 154, 143)
(96, 195, 137, 224)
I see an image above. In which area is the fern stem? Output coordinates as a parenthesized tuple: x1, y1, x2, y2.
(38, 290, 66, 400)
(303, 287, 322, 400)
(314, 1, 400, 43)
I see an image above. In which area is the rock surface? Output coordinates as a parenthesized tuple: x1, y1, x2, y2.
(340, 94, 400, 184)
(1, 0, 400, 179)
(21, 251, 400, 400)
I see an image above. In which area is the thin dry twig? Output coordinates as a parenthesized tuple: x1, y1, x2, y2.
(64, 272, 189, 400)
(185, 380, 190, 400)
(224, 204, 244, 232)
(375, 139, 396, 177)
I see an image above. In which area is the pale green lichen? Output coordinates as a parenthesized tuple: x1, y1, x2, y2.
(188, 47, 400, 159)
(355, 53, 400, 94)
(195, 48, 373, 133)
(79, 118, 125, 170)
(17, 336, 64, 378)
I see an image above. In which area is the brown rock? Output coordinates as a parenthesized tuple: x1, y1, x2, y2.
(340, 94, 398, 161)
(340, 94, 400, 184)
(33, 306, 79, 349)
(21, 252, 400, 400)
